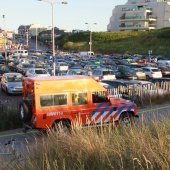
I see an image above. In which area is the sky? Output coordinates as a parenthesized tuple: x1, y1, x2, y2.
(0, 0, 127, 33)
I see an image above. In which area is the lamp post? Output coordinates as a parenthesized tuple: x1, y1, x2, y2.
(35, 27, 38, 51)
(2, 14, 7, 64)
(26, 31, 29, 48)
(38, 0, 67, 76)
(85, 22, 97, 57)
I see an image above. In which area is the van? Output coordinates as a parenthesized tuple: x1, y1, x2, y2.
(19, 76, 138, 130)
(14, 50, 28, 57)
(79, 51, 94, 57)
(157, 60, 170, 67)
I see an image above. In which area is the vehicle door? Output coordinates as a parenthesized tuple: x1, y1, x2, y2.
(70, 92, 89, 125)
(88, 91, 118, 125)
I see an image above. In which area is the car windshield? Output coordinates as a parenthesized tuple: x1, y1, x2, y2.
(134, 68, 143, 72)
(124, 68, 135, 74)
(151, 69, 160, 72)
(23, 64, 32, 68)
(7, 75, 22, 82)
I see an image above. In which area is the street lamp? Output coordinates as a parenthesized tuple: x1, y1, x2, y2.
(35, 27, 38, 51)
(38, 0, 67, 76)
(85, 22, 97, 57)
(2, 14, 7, 64)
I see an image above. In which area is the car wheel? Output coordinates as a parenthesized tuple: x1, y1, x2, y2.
(119, 112, 134, 127)
(19, 101, 32, 123)
(5, 87, 10, 95)
(146, 75, 150, 81)
(1, 84, 4, 92)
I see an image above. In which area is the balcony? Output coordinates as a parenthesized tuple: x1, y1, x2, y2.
(146, 7, 152, 13)
(120, 15, 157, 22)
(122, 7, 152, 13)
(119, 24, 156, 30)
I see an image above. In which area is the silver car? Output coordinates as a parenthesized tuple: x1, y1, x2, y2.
(1, 73, 23, 94)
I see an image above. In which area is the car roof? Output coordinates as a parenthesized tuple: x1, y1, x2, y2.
(4, 73, 22, 76)
(93, 68, 113, 71)
(142, 67, 159, 69)
(102, 79, 139, 84)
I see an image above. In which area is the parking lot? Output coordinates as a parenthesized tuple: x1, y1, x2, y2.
(0, 83, 22, 113)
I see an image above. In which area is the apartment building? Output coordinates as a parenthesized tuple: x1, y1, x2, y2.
(107, 0, 170, 32)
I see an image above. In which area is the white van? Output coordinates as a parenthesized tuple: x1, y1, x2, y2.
(79, 51, 94, 57)
(14, 50, 28, 57)
(157, 60, 170, 67)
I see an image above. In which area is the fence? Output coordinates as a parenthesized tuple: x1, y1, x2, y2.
(107, 81, 170, 106)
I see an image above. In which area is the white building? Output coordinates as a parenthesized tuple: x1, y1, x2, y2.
(107, 0, 170, 32)
(29, 24, 48, 36)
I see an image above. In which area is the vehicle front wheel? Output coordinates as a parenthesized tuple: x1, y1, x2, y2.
(5, 88, 10, 95)
(119, 112, 135, 127)
(146, 75, 150, 81)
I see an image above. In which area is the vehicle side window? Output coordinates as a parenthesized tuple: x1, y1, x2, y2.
(92, 92, 109, 103)
(72, 93, 87, 105)
(54, 94, 67, 105)
(40, 94, 67, 107)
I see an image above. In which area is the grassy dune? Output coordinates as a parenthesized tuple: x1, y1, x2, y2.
(6, 114, 170, 170)
(56, 28, 170, 57)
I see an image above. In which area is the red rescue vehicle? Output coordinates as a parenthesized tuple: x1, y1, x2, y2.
(19, 76, 138, 130)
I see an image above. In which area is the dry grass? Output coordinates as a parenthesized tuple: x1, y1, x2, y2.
(8, 114, 170, 170)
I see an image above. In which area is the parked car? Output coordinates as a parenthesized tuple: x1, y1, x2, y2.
(133, 68, 146, 80)
(101, 79, 141, 89)
(25, 68, 50, 77)
(0, 55, 6, 64)
(55, 62, 69, 72)
(1, 73, 23, 94)
(84, 64, 99, 76)
(142, 67, 162, 80)
(116, 65, 138, 80)
(158, 66, 170, 77)
(67, 68, 88, 76)
(92, 68, 116, 81)
(157, 60, 170, 67)
(0, 64, 10, 80)
(16, 63, 34, 75)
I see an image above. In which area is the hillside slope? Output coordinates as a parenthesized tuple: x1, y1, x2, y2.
(56, 28, 170, 56)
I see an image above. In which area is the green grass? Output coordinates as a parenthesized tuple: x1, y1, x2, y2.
(53, 28, 170, 57)
(7, 114, 170, 170)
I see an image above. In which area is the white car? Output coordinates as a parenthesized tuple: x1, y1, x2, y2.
(142, 67, 162, 80)
(1, 73, 23, 94)
(25, 68, 50, 77)
(92, 68, 116, 81)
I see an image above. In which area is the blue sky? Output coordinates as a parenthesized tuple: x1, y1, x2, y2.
(0, 0, 127, 32)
